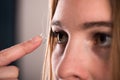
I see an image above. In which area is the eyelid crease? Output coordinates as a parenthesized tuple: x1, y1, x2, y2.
(51, 20, 62, 27)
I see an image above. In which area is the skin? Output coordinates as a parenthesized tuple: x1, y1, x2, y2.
(51, 0, 112, 80)
(0, 36, 42, 80)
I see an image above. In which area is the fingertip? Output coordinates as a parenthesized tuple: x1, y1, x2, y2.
(0, 35, 43, 66)
(20, 35, 43, 53)
(31, 35, 43, 44)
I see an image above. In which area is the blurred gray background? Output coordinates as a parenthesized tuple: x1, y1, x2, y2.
(0, 0, 48, 80)
(17, 0, 48, 80)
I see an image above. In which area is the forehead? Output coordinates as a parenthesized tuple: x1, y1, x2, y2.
(53, 0, 111, 24)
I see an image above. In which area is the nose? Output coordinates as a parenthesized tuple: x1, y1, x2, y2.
(56, 37, 89, 80)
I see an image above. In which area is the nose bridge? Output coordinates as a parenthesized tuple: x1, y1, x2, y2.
(64, 36, 82, 61)
(63, 34, 85, 63)
(56, 35, 89, 79)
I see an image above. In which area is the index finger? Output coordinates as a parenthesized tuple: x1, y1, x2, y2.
(0, 35, 42, 66)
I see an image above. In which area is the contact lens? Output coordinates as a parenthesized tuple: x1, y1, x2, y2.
(40, 33, 47, 45)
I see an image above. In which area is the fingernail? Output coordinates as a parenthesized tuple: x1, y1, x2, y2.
(31, 35, 42, 43)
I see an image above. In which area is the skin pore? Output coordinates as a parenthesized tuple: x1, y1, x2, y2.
(51, 0, 112, 80)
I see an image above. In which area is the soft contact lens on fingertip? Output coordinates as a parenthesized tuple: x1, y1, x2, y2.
(40, 33, 44, 39)
(40, 33, 47, 45)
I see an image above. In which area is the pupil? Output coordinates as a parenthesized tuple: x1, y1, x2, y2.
(100, 35, 106, 43)
(58, 33, 63, 41)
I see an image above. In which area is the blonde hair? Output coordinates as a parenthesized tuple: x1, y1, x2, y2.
(110, 0, 120, 80)
(43, 0, 120, 80)
(42, 0, 58, 80)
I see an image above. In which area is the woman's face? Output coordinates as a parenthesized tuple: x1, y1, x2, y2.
(51, 0, 112, 80)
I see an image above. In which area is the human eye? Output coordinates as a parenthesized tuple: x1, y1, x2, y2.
(93, 32, 111, 48)
(53, 31, 68, 45)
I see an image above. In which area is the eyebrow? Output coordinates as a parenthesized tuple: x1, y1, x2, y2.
(83, 21, 112, 29)
(51, 20, 113, 29)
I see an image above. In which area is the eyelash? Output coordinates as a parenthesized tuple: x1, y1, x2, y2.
(52, 30, 111, 48)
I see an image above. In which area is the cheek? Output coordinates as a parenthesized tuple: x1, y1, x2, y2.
(78, 40, 110, 79)
(87, 50, 110, 80)
(90, 60, 110, 80)
(51, 44, 64, 72)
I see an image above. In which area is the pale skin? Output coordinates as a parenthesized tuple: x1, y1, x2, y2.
(51, 0, 112, 80)
(0, 0, 112, 80)
(0, 36, 42, 80)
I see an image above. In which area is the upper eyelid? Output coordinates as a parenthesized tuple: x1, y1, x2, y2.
(93, 32, 111, 38)
(51, 27, 63, 34)
(51, 22, 65, 33)
(51, 20, 62, 27)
